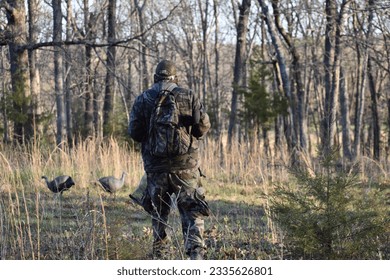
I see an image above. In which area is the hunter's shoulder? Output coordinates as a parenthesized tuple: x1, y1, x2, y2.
(173, 86, 195, 99)
(174, 85, 189, 92)
(173, 87, 195, 105)
(136, 87, 158, 105)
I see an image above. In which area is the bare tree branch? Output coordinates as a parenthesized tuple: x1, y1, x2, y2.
(1, 0, 182, 51)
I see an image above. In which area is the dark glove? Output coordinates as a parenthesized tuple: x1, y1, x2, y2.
(193, 109, 200, 125)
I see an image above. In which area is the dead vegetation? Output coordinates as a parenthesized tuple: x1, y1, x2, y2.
(0, 138, 388, 259)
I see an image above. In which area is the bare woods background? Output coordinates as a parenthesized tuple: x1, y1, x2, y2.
(0, 0, 389, 161)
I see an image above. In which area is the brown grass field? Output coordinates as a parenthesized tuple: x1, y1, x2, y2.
(0, 138, 388, 260)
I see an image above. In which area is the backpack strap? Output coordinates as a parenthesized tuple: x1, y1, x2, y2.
(154, 83, 178, 110)
(153, 83, 176, 114)
(158, 83, 177, 99)
(165, 83, 177, 93)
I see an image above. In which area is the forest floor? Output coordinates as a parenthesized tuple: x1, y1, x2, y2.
(0, 179, 280, 260)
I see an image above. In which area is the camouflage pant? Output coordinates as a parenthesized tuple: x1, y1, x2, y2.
(145, 169, 209, 258)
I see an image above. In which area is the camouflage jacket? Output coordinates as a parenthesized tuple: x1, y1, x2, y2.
(128, 81, 211, 173)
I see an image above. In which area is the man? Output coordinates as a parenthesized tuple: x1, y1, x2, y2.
(128, 60, 211, 260)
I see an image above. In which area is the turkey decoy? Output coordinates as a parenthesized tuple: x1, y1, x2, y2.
(42, 175, 75, 194)
(97, 171, 126, 199)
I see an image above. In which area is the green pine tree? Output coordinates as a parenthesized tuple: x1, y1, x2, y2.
(270, 148, 389, 259)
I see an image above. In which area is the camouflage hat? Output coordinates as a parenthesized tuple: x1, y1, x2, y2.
(155, 60, 176, 77)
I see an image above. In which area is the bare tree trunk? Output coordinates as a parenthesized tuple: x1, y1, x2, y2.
(53, 0, 66, 145)
(271, 0, 307, 152)
(134, 0, 149, 90)
(353, 0, 374, 159)
(227, 0, 251, 147)
(213, 0, 221, 137)
(198, 0, 209, 110)
(3, 0, 31, 143)
(83, 1, 94, 137)
(339, 66, 352, 160)
(65, 0, 73, 144)
(258, 0, 295, 152)
(28, 0, 41, 140)
(331, 0, 350, 159)
(367, 56, 380, 160)
(0, 46, 9, 142)
(321, 0, 336, 154)
(127, 56, 134, 104)
(103, 0, 117, 137)
(212, 0, 224, 165)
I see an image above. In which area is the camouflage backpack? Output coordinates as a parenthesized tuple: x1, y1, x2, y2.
(148, 84, 192, 157)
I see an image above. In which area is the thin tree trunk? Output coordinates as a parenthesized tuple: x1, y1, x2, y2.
(65, 0, 73, 144)
(339, 66, 352, 160)
(199, 0, 209, 110)
(367, 56, 380, 160)
(321, 0, 336, 154)
(353, 0, 374, 159)
(84, 1, 94, 137)
(258, 0, 295, 152)
(53, 0, 66, 145)
(271, 0, 307, 152)
(28, 0, 41, 140)
(134, 0, 149, 90)
(0, 46, 9, 142)
(127, 56, 134, 104)
(103, 0, 117, 137)
(212, 0, 224, 165)
(227, 0, 251, 147)
(330, 0, 350, 158)
(93, 59, 102, 138)
(213, 0, 221, 138)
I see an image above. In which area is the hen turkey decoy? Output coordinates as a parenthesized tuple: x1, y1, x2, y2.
(42, 175, 75, 194)
(97, 171, 126, 194)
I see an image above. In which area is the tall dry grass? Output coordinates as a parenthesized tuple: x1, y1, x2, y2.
(1, 137, 387, 259)
(1, 136, 284, 259)
(0, 138, 145, 259)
